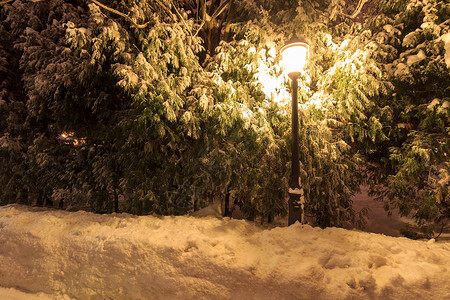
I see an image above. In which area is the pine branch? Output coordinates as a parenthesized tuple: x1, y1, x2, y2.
(0, 0, 13, 4)
(90, 0, 150, 29)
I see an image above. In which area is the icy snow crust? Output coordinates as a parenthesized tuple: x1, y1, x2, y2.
(0, 205, 449, 300)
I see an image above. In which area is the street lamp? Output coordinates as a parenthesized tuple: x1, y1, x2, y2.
(280, 35, 309, 226)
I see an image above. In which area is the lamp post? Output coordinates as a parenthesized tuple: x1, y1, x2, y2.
(280, 35, 309, 226)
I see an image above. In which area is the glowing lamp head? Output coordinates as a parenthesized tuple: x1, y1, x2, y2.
(280, 35, 309, 79)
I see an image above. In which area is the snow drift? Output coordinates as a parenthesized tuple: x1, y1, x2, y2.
(0, 205, 449, 300)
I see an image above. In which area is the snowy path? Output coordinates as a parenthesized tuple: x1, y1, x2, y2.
(0, 205, 449, 300)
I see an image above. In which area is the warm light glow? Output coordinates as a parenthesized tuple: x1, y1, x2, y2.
(57, 131, 85, 146)
(254, 64, 291, 105)
(280, 42, 309, 75)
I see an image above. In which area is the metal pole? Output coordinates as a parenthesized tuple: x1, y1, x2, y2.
(288, 73, 303, 225)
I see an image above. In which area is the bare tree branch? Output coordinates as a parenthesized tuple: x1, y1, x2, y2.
(198, 0, 206, 22)
(195, 0, 232, 37)
(0, 0, 220, 37)
(91, 0, 150, 29)
(154, 0, 177, 23)
(172, 2, 193, 36)
(350, 0, 368, 19)
(210, 0, 231, 23)
(91, 0, 193, 35)
(341, 0, 369, 19)
(193, 20, 205, 37)
(223, 0, 234, 42)
(153, 0, 197, 36)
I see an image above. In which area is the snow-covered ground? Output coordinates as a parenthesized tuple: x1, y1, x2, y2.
(0, 204, 449, 300)
(352, 186, 414, 237)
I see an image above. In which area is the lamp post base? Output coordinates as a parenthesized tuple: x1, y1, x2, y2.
(288, 192, 303, 226)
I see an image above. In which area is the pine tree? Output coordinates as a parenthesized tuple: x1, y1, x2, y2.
(0, 0, 378, 226)
(362, 0, 450, 235)
(0, 15, 30, 205)
(3, 0, 446, 232)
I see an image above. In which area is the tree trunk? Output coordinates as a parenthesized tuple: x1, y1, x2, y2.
(223, 191, 231, 217)
(114, 189, 119, 213)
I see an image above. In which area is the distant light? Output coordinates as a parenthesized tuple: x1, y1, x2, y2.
(57, 131, 85, 146)
(280, 35, 309, 77)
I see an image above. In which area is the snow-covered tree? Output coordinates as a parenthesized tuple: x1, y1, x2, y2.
(0, 11, 30, 205)
(362, 0, 449, 236)
(0, 0, 379, 227)
(1, 0, 446, 232)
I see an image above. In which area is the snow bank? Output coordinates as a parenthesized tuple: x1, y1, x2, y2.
(394, 62, 410, 77)
(0, 205, 449, 300)
(0, 286, 65, 300)
(406, 50, 426, 66)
